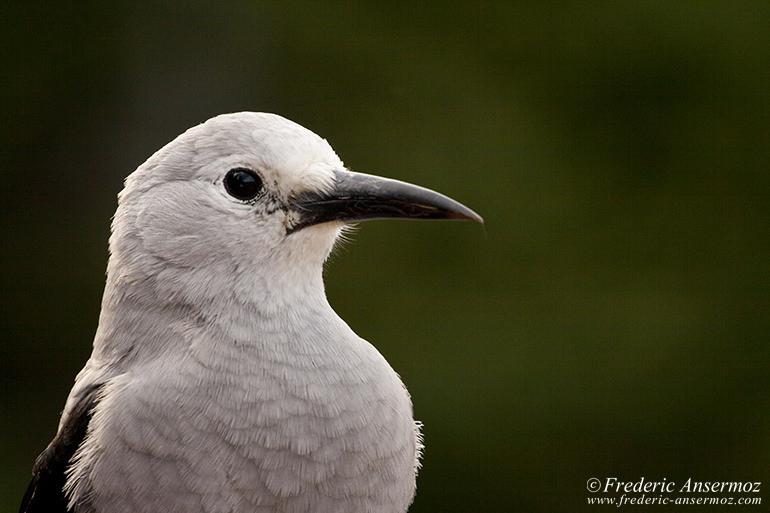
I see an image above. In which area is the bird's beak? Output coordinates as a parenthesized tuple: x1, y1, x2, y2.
(289, 170, 483, 233)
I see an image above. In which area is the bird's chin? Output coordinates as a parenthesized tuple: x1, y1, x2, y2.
(288, 220, 345, 259)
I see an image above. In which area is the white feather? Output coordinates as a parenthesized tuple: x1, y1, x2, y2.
(60, 113, 420, 513)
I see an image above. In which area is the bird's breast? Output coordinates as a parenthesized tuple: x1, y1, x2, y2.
(79, 327, 418, 513)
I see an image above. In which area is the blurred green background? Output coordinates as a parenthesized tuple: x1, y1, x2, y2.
(2, 2, 768, 512)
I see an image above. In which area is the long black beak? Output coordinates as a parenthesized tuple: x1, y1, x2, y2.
(289, 170, 483, 233)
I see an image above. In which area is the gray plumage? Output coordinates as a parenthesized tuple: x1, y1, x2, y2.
(21, 112, 481, 513)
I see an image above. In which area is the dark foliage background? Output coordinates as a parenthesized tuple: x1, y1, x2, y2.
(2, 2, 768, 512)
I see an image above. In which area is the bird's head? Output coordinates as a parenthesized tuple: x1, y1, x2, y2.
(108, 112, 481, 312)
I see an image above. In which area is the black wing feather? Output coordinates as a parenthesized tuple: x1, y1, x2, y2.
(20, 384, 104, 513)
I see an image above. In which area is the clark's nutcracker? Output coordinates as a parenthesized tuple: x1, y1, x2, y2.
(20, 112, 482, 513)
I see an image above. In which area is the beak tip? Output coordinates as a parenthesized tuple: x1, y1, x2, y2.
(467, 211, 484, 224)
(447, 204, 483, 224)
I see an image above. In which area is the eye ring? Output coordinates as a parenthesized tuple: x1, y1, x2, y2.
(224, 168, 263, 201)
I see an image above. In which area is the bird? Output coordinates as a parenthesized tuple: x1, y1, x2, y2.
(20, 112, 482, 513)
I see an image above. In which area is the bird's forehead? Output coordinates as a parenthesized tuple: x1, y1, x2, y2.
(126, 113, 342, 197)
(193, 113, 342, 193)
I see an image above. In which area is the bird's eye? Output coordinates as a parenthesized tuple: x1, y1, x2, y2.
(224, 168, 263, 201)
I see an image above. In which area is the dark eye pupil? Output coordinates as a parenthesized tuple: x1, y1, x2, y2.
(224, 168, 263, 200)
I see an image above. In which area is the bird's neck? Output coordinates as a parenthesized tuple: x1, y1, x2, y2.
(90, 252, 340, 365)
